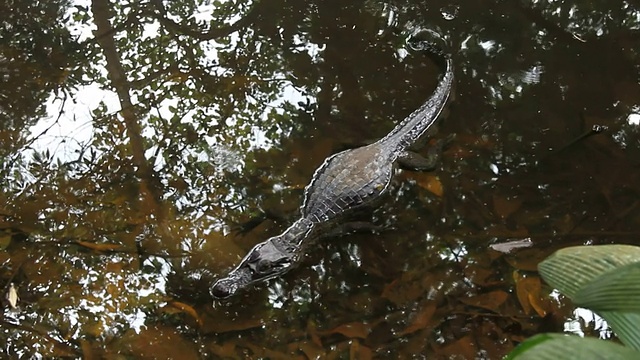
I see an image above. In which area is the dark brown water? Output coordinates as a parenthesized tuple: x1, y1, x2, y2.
(1, 0, 639, 358)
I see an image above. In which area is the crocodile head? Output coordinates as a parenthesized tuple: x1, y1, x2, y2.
(210, 240, 295, 299)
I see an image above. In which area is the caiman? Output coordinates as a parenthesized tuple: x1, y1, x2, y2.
(211, 37, 454, 299)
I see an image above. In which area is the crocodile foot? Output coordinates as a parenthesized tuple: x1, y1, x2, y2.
(398, 133, 455, 171)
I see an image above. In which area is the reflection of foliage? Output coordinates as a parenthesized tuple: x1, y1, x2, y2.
(0, 0, 84, 165)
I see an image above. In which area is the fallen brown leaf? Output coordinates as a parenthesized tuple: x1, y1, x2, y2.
(349, 341, 373, 360)
(461, 290, 508, 313)
(492, 194, 523, 219)
(167, 300, 203, 326)
(407, 173, 444, 197)
(437, 335, 477, 359)
(320, 322, 370, 339)
(306, 318, 323, 347)
(504, 248, 546, 271)
(296, 340, 326, 360)
(209, 341, 237, 358)
(398, 302, 436, 336)
(514, 271, 549, 317)
(242, 341, 291, 359)
(75, 240, 122, 252)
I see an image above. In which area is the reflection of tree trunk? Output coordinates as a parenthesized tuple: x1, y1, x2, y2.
(149, 0, 262, 41)
(91, 0, 163, 222)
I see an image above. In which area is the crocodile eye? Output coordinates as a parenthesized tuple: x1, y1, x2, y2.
(247, 251, 260, 262)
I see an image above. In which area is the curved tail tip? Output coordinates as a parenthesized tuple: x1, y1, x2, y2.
(406, 29, 450, 59)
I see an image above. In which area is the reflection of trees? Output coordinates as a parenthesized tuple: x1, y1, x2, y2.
(0, 0, 639, 357)
(0, 0, 84, 166)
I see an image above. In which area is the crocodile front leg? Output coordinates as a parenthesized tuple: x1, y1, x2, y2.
(397, 134, 454, 171)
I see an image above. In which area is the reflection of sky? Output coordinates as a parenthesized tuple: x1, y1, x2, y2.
(565, 307, 612, 339)
(71, 255, 171, 335)
(628, 106, 640, 126)
(31, 0, 116, 162)
(33, 83, 119, 162)
(549, 290, 612, 340)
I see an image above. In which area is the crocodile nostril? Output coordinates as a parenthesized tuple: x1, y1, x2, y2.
(210, 280, 234, 299)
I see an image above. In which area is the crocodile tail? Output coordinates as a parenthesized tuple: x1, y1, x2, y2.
(407, 30, 450, 70)
(380, 36, 454, 155)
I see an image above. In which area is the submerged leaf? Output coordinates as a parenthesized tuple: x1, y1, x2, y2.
(297, 340, 326, 360)
(320, 322, 370, 339)
(118, 325, 200, 359)
(209, 341, 238, 358)
(405, 172, 444, 197)
(437, 335, 477, 359)
(75, 240, 122, 252)
(0, 233, 11, 250)
(513, 272, 550, 317)
(167, 300, 203, 326)
(349, 341, 373, 360)
(492, 194, 523, 219)
(461, 290, 509, 313)
(398, 302, 436, 336)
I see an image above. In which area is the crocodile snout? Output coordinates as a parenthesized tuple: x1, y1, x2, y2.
(210, 278, 237, 299)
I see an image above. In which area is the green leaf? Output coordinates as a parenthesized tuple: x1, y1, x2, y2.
(538, 245, 640, 298)
(600, 312, 640, 351)
(574, 262, 640, 311)
(538, 245, 640, 350)
(506, 333, 640, 360)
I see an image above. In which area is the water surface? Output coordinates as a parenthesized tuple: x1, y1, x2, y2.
(1, 0, 639, 358)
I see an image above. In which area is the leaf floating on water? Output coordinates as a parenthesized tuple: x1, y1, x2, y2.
(490, 238, 533, 254)
(7, 282, 19, 309)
